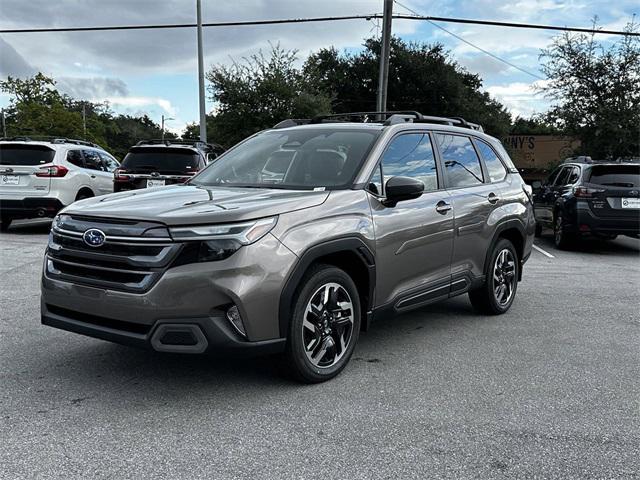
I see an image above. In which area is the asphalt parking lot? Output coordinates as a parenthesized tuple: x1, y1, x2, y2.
(1, 219, 639, 479)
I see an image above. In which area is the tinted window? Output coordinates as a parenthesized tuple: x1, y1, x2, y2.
(82, 150, 102, 171)
(588, 165, 640, 187)
(553, 166, 572, 186)
(567, 166, 580, 184)
(476, 140, 507, 182)
(66, 150, 84, 167)
(98, 152, 119, 172)
(436, 134, 484, 187)
(546, 166, 563, 185)
(123, 148, 205, 174)
(0, 144, 55, 166)
(192, 129, 380, 190)
(380, 133, 438, 192)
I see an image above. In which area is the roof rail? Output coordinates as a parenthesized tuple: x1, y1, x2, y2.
(0, 136, 104, 149)
(272, 111, 483, 132)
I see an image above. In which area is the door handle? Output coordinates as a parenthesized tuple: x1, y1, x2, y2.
(90, 175, 96, 179)
(487, 192, 500, 204)
(435, 200, 452, 215)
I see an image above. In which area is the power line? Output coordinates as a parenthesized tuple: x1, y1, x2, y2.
(0, 14, 637, 36)
(394, 1, 546, 80)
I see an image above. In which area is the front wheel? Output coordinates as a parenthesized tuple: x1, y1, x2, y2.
(285, 264, 361, 383)
(469, 238, 519, 315)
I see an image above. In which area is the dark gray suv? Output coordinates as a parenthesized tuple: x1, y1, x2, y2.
(41, 112, 535, 383)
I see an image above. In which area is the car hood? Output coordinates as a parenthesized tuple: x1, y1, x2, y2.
(63, 185, 329, 225)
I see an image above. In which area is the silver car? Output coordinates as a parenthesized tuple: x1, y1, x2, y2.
(41, 112, 535, 383)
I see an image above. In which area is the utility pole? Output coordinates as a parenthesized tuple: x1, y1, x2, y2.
(196, 0, 207, 142)
(161, 114, 174, 141)
(1, 110, 6, 138)
(376, 0, 393, 115)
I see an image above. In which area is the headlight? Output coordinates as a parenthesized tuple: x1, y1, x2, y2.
(170, 217, 278, 263)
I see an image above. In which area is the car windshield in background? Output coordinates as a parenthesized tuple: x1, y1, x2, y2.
(191, 128, 380, 190)
(588, 164, 640, 187)
(0, 144, 56, 166)
(121, 148, 200, 174)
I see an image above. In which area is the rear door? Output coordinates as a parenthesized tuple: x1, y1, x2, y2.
(435, 133, 503, 284)
(368, 132, 454, 309)
(583, 164, 640, 218)
(0, 143, 54, 198)
(82, 149, 113, 195)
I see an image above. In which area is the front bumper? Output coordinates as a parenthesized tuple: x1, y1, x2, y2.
(0, 198, 64, 219)
(41, 233, 298, 353)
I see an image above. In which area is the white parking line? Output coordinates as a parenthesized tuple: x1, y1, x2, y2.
(533, 244, 555, 258)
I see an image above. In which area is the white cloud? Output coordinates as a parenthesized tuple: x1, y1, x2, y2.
(485, 80, 551, 117)
(94, 96, 177, 117)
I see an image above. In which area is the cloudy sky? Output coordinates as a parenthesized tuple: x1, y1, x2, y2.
(0, 0, 636, 135)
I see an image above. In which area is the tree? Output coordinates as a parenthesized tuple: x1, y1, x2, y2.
(539, 20, 640, 159)
(205, 44, 332, 146)
(510, 115, 560, 135)
(0, 73, 175, 159)
(304, 37, 513, 138)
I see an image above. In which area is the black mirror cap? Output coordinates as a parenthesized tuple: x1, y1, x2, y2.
(383, 176, 425, 207)
(531, 180, 542, 190)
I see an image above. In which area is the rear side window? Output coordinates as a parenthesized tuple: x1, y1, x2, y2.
(476, 140, 507, 183)
(380, 133, 439, 192)
(82, 150, 102, 171)
(588, 165, 640, 187)
(122, 148, 200, 174)
(66, 150, 84, 167)
(0, 144, 55, 166)
(98, 152, 119, 172)
(567, 167, 580, 184)
(436, 134, 484, 188)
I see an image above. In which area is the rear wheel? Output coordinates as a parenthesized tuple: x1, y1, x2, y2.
(0, 215, 12, 232)
(75, 190, 93, 202)
(285, 264, 360, 383)
(469, 238, 519, 315)
(553, 212, 575, 250)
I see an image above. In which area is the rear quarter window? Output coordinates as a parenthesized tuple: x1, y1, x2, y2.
(0, 144, 56, 166)
(587, 165, 640, 187)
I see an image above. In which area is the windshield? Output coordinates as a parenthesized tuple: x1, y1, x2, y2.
(588, 164, 640, 188)
(191, 128, 380, 189)
(0, 144, 56, 166)
(122, 148, 200, 174)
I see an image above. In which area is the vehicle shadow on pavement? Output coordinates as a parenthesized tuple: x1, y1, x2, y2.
(29, 297, 480, 393)
(1, 219, 52, 235)
(536, 233, 640, 256)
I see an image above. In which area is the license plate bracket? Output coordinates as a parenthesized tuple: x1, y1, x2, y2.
(0, 175, 20, 186)
(146, 179, 166, 188)
(621, 198, 640, 209)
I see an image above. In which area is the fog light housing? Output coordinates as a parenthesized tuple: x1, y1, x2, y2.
(226, 305, 247, 338)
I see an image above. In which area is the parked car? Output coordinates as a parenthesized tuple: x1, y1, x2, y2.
(532, 159, 640, 248)
(113, 139, 225, 192)
(0, 137, 119, 231)
(41, 112, 535, 383)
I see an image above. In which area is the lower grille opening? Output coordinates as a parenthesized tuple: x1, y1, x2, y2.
(46, 304, 151, 335)
(159, 330, 198, 346)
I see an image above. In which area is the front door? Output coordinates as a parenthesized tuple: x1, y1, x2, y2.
(368, 132, 454, 310)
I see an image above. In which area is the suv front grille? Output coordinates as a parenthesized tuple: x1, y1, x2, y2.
(46, 215, 183, 293)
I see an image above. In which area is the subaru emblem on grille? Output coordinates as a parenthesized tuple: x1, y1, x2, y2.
(83, 228, 106, 247)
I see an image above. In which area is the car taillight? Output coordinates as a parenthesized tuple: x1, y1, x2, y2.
(573, 186, 605, 198)
(35, 165, 68, 177)
(114, 168, 131, 181)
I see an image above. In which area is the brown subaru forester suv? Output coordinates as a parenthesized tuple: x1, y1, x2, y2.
(41, 112, 535, 383)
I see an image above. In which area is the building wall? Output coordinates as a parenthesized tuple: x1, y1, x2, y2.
(502, 135, 581, 181)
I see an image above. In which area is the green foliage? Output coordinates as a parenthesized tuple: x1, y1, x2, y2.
(0, 73, 174, 159)
(304, 37, 513, 138)
(205, 44, 332, 147)
(510, 115, 560, 135)
(540, 20, 640, 159)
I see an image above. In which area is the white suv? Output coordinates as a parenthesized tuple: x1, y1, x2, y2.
(0, 138, 120, 230)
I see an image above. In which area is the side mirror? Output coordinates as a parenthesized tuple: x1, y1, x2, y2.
(206, 152, 218, 163)
(531, 180, 542, 191)
(383, 176, 424, 207)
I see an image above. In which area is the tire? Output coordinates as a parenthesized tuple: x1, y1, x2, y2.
(553, 212, 575, 250)
(75, 190, 93, 202)
(534, 221, 543, 237)
(0, 215, 12, 232)
(285, 264, 361, 383)
(469, 238, 519, 315)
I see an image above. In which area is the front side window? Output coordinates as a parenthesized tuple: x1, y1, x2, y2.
(476, 140, 507, 183)
(436, 134, 484, 188)
(553, 166, 572, 186)
(82, 150, 102, 171)
(379, 133, 438, 193)
(192, 128, 380, 190)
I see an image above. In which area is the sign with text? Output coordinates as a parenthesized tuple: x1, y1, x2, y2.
(502, 135, 581, 170)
